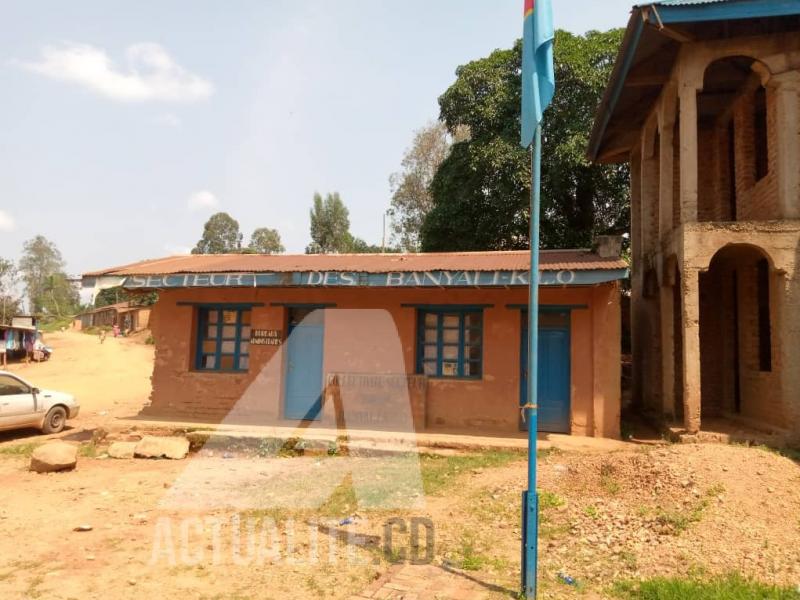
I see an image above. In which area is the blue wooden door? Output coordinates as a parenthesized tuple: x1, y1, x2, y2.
(520, 311, 571, 433)
(284, 309, 324, 421)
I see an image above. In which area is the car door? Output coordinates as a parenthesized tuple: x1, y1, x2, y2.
(0, 374, 36, 428)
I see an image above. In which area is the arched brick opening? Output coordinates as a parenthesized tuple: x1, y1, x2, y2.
(697, 56, 774, 223)
(700, 244, 782, 426)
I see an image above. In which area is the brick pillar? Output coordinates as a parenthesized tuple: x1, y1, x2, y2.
(629, 150, 644, 408)
(781, 258, 800, 445)
(770, 71, 800, 219)
(641, 124, 660, 255)
(681, 267, 702, 432)
(658, 90, 677, 238)
(631, 150, 643, 265)
(679, 86, 699, 224)
(660, 282, 675, 419)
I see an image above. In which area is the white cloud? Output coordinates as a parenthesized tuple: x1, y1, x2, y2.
(0, 210, 15, 232)
(164, 243, 191, 256)
(16, 42, 214, 102)
(187, 190, 219, 211)
(155, 113, 181, 127)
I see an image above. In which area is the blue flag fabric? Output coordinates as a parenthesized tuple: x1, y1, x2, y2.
(521, 0, 555, 148)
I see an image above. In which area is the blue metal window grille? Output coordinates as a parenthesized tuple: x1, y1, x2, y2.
(195, 307, 251, 372)
(417, 309, 483, 378)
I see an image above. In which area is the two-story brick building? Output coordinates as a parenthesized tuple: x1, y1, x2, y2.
(589, 0, 800, 441)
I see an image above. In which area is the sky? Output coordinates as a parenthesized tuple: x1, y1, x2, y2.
(0, 0, 636, 277)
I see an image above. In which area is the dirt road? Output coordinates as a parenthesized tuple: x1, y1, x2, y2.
(2, 330, 153, 436)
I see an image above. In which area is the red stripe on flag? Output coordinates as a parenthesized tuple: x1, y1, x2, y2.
(524, 0, 534, 15)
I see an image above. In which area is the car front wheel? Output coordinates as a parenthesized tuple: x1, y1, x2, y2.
(42, 406, 67, 434)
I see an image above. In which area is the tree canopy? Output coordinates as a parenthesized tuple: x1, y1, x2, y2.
(94, 287, 158, 309)
(307, 192, 352, 254)
(248, 228, 285, 254)
(421, 30, 629, 252)
(192, 212, 243, 254)
(18, 236, 79, 317)
(0, 258, 21, 324)
(388, 122, 468, 251)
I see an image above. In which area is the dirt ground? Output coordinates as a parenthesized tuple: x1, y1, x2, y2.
(0, 331, 798, 599)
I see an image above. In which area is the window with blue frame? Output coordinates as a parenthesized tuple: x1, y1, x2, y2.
(195, 307, 251, 372)
(417, 309, 483, 378)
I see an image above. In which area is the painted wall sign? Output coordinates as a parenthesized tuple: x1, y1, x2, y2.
(250, 329, 282, 346)
(110, 268, 628, 290)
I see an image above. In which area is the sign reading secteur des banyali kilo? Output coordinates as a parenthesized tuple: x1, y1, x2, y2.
(110, 268, 627, 290)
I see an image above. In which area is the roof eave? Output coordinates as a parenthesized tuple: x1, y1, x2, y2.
(587, 8, 645, 163)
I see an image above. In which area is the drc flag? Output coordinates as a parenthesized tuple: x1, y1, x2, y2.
(521, 0, 555, 148)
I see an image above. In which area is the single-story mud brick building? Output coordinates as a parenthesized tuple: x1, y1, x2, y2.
(83, 245, 627, 438)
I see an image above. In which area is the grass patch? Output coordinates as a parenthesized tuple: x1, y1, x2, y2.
(78, 442, 99, 458)
(419, 450, 523, 496)
(317, 474, 358, 518)
(655, 500, 708, 534)
(619, 550, 639, 570)
(539, 521, 571, 539)
(453, 534, 508, 572)
(600, 460, 621, 495)
(611, 573, 800, 599)
(240, 507, 291, 526)
(601, 475, 621, 495)
(584, 504, 600, 519)
(538, 490, 565, 510)
(0, 443, 39, 457)
(37, 317, 74, 333)
(755, 444, 800, 463)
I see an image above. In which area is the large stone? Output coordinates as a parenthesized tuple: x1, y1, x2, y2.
(30, 442, 78, 473)
(108, 441, 137, 459)
(134, 436, 190, 460)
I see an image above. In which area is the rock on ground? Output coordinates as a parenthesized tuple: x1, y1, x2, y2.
(108, 441, 137, 459)
(30, 442, 78, 473)
(134, 436, 190, 460)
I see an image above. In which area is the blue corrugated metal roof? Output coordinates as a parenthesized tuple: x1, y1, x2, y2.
(639, 0, 800, 16)
(639, 0, 732, 6)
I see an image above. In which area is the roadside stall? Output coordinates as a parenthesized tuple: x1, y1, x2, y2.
(0, 318, 50, 365)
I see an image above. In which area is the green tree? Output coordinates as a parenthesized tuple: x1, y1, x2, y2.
(307, 192, 352, 254)
(192, 212, 243, 254)
(347, 236, 398, 254)
(0, 258, 21, 324)
(94, 287, 158, 308)
(421, 30, 629, 251)
(248, 227, 285, 254)
(388, 121, 469, 251)
(18, 236, 79, 316)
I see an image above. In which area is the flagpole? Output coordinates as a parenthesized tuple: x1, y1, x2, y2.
(522, 123, 542, 599)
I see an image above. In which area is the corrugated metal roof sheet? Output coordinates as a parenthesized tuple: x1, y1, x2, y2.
(80, 301, 147, 315)
(85, 250, 628, 277)
(639, 0, 731, 5)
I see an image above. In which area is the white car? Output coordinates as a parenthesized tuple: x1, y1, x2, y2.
(0, 371, 80, 434)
